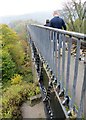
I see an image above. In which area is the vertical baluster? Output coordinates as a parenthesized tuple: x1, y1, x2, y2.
(34, 26, 37, 47)
(57, 33, 61, 84)
(53, 32, 57, 75)
(52, 31, 55, 72)
(42, 29, 45, 58)
(40, 28, 43, 56)
(54, 32, 57, 77)
(50, 31, 53, 70)
(71, 39, 81, 108)
(61, 34, 66, 90)
(45, 29, 47, 61)
(77, 61, 86, 118)
(38, 27, 41, 51)
(39, 28, 41, 48)
(48, 31, 51, 68)
(45, 29, 48, 61)
(51, 31, 54, 71)
(65, 36, 72, 96)
(43, 29, 47, 60)
(43, 29, 46, 61)
(46, 30, 50, 64)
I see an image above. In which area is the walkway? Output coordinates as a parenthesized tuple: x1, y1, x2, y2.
(21, 100, 46, 119)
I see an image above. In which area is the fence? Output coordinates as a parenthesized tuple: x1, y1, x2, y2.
(27, 24, 86, 118)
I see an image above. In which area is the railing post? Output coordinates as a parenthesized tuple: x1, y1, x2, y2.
(61, 34, 66, 90)
(57, 33, 62, 84)
(52, 31, 55, 72)
(49, 31, 53, 70)
(77, 54, 86, 118)
(65, 36, 72, 96)
(71, 39, 81, 108)
(54, 32, 58, 78)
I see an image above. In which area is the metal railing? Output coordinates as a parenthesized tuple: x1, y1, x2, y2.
(27, 24, 86, 118)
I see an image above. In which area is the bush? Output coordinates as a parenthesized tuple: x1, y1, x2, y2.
(9, 43, 25, 68)
(35, 86, 40, 94)
(2, 82, 40, 119)
(11, 74, 22, 85)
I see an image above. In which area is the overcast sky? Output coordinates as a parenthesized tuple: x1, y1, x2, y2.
(0, 0, 85, 17)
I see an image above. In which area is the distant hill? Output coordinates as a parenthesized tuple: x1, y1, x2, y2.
(0, 11, 53, 24)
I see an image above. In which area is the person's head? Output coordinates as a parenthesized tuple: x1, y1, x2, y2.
(53, 10, 59, 17)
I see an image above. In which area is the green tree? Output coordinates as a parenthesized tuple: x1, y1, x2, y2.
(8, 42, 25, 70)
(1, 24, 25, 72)
(2, 50, 16, 83)
(1, 24, 19, 47)
(62, 0, 86, 33)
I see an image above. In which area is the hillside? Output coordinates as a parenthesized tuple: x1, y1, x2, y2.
(0, 11, 53, 24)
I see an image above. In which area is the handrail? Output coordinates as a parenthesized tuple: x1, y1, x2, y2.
(29, 24, 86, 40)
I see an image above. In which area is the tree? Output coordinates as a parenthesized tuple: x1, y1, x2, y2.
(1, 24, 26, 83)
(62, 0, 86, 33)
(2, 50, 16, 83)
(1, 24, 25, 72)
(1, 23, 33, 84)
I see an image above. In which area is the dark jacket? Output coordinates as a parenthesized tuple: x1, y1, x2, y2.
(49, 16, 66, 30)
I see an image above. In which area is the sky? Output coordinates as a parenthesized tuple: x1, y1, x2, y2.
(0, 0, 85, 17)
